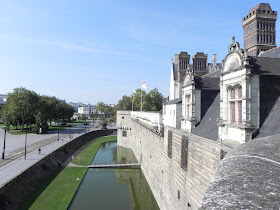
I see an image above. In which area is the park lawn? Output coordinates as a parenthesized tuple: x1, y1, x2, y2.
(20, 135, 117, 209)
(72, 135, 117, 165)
(1, 124, 76, 135)
(72, 120, 92, 124)
(48, 125, 75, 131)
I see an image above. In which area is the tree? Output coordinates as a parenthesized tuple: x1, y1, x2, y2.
(96, 102, 106, 114)
(117, 96, 132, 111)
(145, 88, 163, 111)
(99, 115, 107, 129)
(2, 87, 39, 131)
(116, 88, 163, 112)
(1, 87, 74, 133)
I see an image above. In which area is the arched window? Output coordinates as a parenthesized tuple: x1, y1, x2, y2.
(228, 86, 242, 125)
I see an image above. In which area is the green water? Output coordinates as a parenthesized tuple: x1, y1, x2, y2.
(69, 142, 159, 210)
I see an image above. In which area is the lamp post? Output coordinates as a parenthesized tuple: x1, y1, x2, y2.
(69, 122, 71, 137)
(2, 129, 7, 160)
(24, 128, 27, 160)
(57, 120, 60, 141)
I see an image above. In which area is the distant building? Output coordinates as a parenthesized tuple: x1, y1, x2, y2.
(68, 102, 86, 112)
(78, 105, 97, 115)
(0, 94, 7, 105)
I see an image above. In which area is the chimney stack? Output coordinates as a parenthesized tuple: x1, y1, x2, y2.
(212, 54, 217, 67)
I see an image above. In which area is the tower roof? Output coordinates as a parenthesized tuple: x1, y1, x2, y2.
(242, 3, 277, 23)
(249, 3, 272, 14)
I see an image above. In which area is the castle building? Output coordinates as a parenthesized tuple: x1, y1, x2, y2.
(242, 3, 277, 56)
(117, 3, 280, 209)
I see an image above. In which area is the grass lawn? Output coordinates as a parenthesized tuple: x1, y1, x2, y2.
(19, 135, 117, 210)
(72, 135, 117, 165)
(72, 120, 92, 124)
(1, 124, 76, 135)
(22, 167, 88, 210)
(48, 125, 74, 132)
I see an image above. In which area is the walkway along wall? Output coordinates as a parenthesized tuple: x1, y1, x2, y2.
(117, 111, 231, 209)
(0, 129, 116, 210)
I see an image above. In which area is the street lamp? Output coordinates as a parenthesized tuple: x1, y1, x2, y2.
(69, 123, 71, 137)
(57, 120, 60, 141)
(2, 129, 7, 160)
(24, 128, 27, 160)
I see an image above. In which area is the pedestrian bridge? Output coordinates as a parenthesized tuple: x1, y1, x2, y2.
(88, 163, 141, 168)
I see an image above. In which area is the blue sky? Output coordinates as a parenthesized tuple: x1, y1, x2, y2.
(0, 1, 279, 104)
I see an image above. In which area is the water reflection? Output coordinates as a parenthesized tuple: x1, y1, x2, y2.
(69, 142, 159, 210)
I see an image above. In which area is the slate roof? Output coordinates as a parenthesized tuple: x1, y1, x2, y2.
(191, 76, 220, 90)
(199, 77, 220, 90)
(200, 133, 280, 209)
(256, 96, 280, 138)
(202, 69, 221, 78)
(163, 97, 182, 105)
(249, 56, 280, 75)
(259, 46, 280, 58)
(192, 93, 220, 140)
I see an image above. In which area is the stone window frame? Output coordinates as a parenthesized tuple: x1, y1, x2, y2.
(122, 130, 127, 137)
(185, 94, 191, 120)
(227, 84, 242, 125)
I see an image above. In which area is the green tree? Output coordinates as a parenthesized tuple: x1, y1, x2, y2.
(117, 95, 132, 111)
(2, 87, 39, 131)
(116, 88, 163, 112)
(99, 115, 107, 129)
(145, 88, 163, 111)
(96, 102, 106, 114)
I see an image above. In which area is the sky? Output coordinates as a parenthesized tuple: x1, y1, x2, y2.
(1, 0, 279, 105)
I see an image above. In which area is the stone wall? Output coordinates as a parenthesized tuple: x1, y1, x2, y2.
(117, 111, 230, 209)
(0, 129, 116, 210)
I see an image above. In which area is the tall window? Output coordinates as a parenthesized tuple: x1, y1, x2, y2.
(185, 95, 191, 119)
(228, 86, 242, 125)
(122, 131, 127, 137)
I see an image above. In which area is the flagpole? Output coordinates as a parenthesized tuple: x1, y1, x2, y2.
(132, 93, 134, 111)
(141, 88, 143, 111)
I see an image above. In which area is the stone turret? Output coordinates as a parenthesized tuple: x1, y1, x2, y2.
(174, 52, 190, 82)
(242, 3, 277, 56)
(192, 52, 208, 76)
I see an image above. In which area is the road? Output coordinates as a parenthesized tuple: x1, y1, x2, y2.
(0, 122, 115, 169)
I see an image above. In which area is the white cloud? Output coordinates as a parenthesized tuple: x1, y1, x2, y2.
(0, 34, 142, 57)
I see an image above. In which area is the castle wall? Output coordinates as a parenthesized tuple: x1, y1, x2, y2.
(117, 111, 229, 209)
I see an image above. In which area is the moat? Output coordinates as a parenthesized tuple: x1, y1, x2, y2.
(69, 142, 159, 210)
